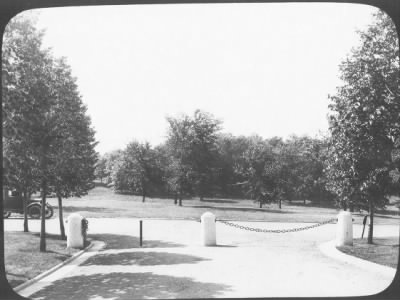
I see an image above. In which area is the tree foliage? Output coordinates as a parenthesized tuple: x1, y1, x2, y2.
(2, 15, 97, 246)
(325, 11, 400, 243)
(165, 110, 221, 202)
(112, 141, 164, 201)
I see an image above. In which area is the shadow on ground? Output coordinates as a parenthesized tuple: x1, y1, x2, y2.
(186, 205, 293, 213)
(60, 206, 122, 214)
(28, 272, 231, 299)
(6, 273, 25, 288)
(284, 201, 336, 209)
(81, 251, 209, 266)
(372, 214, 400, 220)
(89, 233, 184, 250)
(198, 199, 238, 204)
(375, 209, 400, 216)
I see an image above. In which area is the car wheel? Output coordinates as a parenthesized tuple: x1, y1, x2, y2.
(28, 204, 41, 219)
(45, 205, 54, 219)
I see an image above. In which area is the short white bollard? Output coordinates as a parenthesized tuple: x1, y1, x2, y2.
(67, 213, 84, 249)
(201, 212, 216, 246)
(336, 211, 353, 247)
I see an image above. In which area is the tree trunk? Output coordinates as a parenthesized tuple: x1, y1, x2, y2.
(179, 195, 182, 206)
(23, 191, 29, 232)
(142, 181, 146, 202)
(304, 199, 306, 205)
(174, 194, 177, 205)
(259, 201, 262, 208)
(367, 199, 374, 244)
(279, 199, 282, 209)
(58, 195, 66, 240)
(40, 180, 47, 252)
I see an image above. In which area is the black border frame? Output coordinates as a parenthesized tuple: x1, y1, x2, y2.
(0, 1, 399, 299)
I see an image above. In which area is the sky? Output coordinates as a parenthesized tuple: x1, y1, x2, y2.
(18, 3, 380, 155)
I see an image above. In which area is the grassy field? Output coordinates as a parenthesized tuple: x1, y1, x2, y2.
(4, 186, 399, 290)
(337, 237, 399, 268)
(4, 232, 80, 288)
(37, 186, 400, 225)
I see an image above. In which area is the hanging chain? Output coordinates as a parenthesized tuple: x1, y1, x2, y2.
(218, 218, 337, 233)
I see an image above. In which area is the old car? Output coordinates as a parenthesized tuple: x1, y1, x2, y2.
(3, 188, 54, 219)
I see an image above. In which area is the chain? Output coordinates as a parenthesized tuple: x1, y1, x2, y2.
(217, 218, 337, 233)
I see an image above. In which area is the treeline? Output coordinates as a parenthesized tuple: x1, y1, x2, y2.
(2, 16, 97, 250)
(96, 110, 334, 208)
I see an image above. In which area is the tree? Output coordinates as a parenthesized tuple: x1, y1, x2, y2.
(105, 150, 123, 185)
(2, 15, 59, 249)
(165, 110, 221, 204)
(2, 15, 97, 248)
(188, 110, 221, 200)
(2, 15, 43, 232)
(47, 58, 97, 240)
(234, 136, 278, 208)
(282, 135, 333, 205)
(113, 141, 161, 202)
(165, 114, 193, 205)
(326, 11, 400, 244)
(94, 156, 108, 183)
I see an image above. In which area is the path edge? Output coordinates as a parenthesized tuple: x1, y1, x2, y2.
(13, 241, 95, 292)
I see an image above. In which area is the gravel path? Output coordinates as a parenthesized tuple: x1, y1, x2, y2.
(5, 217, 399, 299)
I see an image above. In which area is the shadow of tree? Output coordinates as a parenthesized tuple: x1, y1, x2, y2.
(375, 209, 400, 216)
(31, 232, 66, 240)
(88, 233, 184, 250)
(283, 201, 336, 209)
(81, 251, 209, 266)
(28, 272, 231, 299)
(186, 205, 293, 214)
(5, 273, 25, 288)
(199, 199, 238, 204)
(373, 214, 400, 220)
(60, 206, 122, 214)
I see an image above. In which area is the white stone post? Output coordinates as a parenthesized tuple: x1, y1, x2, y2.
(336, 211, 353, 246)
(67, 213, 84, 249)
(201, 212, 216, 246)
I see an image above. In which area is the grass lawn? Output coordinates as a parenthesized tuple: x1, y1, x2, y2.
(4, 231, 81, 288)
(337, 237, 399, 268)
(43, 186, 400, 225)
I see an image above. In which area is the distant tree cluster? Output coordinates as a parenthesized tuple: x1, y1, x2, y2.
(2, 15, 98, 250)
(96, 110, 334, 207)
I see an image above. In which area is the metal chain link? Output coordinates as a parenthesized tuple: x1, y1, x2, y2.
(217, 218, 337, 233)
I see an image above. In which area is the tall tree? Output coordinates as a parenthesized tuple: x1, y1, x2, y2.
(3, 15, 97, 248)
(283, 136, 332, 205)
(48, 58, 97, 240)
(326, 11, 400, 243)
(235, 136, 278, 208)
(189, 110, 221, 200)
(165, 114, 193, 205)
(2, 15, 58, 249)
(113, 141, 161, 202)
(165, 110, 221, 204)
